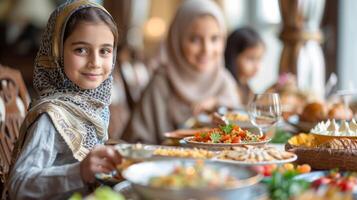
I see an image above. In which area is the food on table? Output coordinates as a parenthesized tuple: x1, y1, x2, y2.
(300, 102, 327, 123)
(191, 124, 267, 144)
(148, 160, 239, 189)
(296, 164, 312, 174)
(252, 163, 311, 177)
(300, 102, 354, 124)
(286, 133, 357, 171)
(293, 187, 353, 200)
(153, 148, 214, 159)
(224, 112, 249, 122)
(319, 138, 357, 149)
(218, 145, 296, 163)
(70, 186, 125, 200)
(265, 169, 310, 200)
(290, 170, 357, 200)
(288, 133, 357, 149)
(270, 128, 293, 144)
(327, 103, 353, 121)
(311, 170, 357, 192)
(311, 119, 357, 136)
(251, 164, 278, 177)
(287, 133, 318, 147)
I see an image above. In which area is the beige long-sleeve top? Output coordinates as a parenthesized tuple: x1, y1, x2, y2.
(7, 114, 90, 200)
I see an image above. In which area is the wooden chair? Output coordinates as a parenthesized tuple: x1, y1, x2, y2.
(0, 64, 30, 189)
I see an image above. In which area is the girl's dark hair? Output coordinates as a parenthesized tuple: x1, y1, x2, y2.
(224, 27, 263, 80)
(63, 7, 118, 47)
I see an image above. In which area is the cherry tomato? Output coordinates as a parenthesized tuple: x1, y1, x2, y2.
(296, 164, 311, 174)
(312, 177, 331, 188)
(338, 180, 355, 192)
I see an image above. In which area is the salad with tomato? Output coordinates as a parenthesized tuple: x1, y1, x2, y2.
(312, 170, 357, 192)
(192, 124, 267, 144)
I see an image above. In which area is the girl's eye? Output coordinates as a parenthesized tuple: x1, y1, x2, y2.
(74, 48, 88, 55)
(100, 48, 112, 55)
(189, 36, 201, 43)
(211, 35, 220, 42)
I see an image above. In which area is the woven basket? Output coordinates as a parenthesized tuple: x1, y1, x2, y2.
(285, 143, 357, 171)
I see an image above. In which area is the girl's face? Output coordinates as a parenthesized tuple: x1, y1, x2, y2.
(235, 44, 264, 80)
(181, 15, 224, 72)
(63, 22, 114, 90)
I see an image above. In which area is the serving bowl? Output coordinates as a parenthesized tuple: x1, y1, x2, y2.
(121, 159, 263, 200)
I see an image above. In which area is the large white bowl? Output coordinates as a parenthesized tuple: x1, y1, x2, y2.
(121, 159, 263, 200)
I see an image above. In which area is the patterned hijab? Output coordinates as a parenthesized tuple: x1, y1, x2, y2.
(13, 0, 117, 161)
(165, 0, 239, 105)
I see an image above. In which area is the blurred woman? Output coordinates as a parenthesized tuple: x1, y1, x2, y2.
(121, 0, 239, 144)
(224, 27, 265, 105)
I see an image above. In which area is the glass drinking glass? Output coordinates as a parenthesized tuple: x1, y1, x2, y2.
(248, 93, 282, 136)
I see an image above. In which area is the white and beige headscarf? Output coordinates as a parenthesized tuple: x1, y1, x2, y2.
(165, 0, 239, 106)
(12, 0, 117, 162)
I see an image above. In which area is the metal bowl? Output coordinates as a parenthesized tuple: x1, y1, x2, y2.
(121, 159, 263, 200)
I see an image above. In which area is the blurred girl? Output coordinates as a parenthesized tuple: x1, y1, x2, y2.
(6, 1, 121, 199)
(121, 0, 239, 144)
(224, 27, 265, 105)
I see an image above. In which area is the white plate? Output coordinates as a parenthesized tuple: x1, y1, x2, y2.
(213, 153, 297, 166)
(182, 136, 271, 150)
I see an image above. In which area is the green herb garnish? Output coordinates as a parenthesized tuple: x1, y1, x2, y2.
(220, 124, 234, 134)
(210, 132, 221, 143)
(200, 132, 207, 138)
(271, 129, 292, 144)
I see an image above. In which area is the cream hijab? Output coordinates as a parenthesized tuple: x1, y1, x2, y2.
(165, 0, 239, 105)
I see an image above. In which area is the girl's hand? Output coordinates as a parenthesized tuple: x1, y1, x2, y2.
(192, 97, 218, 115)
(80, 145, 122, 183)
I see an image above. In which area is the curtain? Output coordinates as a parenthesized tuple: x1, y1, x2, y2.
(279, 0, 326, 99)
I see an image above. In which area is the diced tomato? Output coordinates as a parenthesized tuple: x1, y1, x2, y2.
(232, 136, 241, 143)
(259, 135, 267, 140)
(222, 135, 230, 141)
(233, 125, 240, 131)
(238, 131, 247, 138)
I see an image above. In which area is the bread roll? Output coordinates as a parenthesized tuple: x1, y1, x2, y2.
(319, 138, 357, 149)
(300, 102, 327, 122)
(327, 103, 353, 120)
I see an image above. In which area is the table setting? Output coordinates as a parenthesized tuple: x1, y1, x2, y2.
(89, 92, 357, 200)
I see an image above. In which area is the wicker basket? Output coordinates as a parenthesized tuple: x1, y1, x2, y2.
(285, 143, 357, 171)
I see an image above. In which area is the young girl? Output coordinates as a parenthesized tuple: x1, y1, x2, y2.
(224, 27, 265, 105)
(5, 1, 121, 199)
(121, 0, 240, 144)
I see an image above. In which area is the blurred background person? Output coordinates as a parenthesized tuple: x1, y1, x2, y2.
(108, 44, 150, 139)
(224, 27, 265, 105)
(121, 0, 239, 144)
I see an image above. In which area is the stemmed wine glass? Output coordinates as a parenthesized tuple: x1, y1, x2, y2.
(248, 93, 282, 137)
